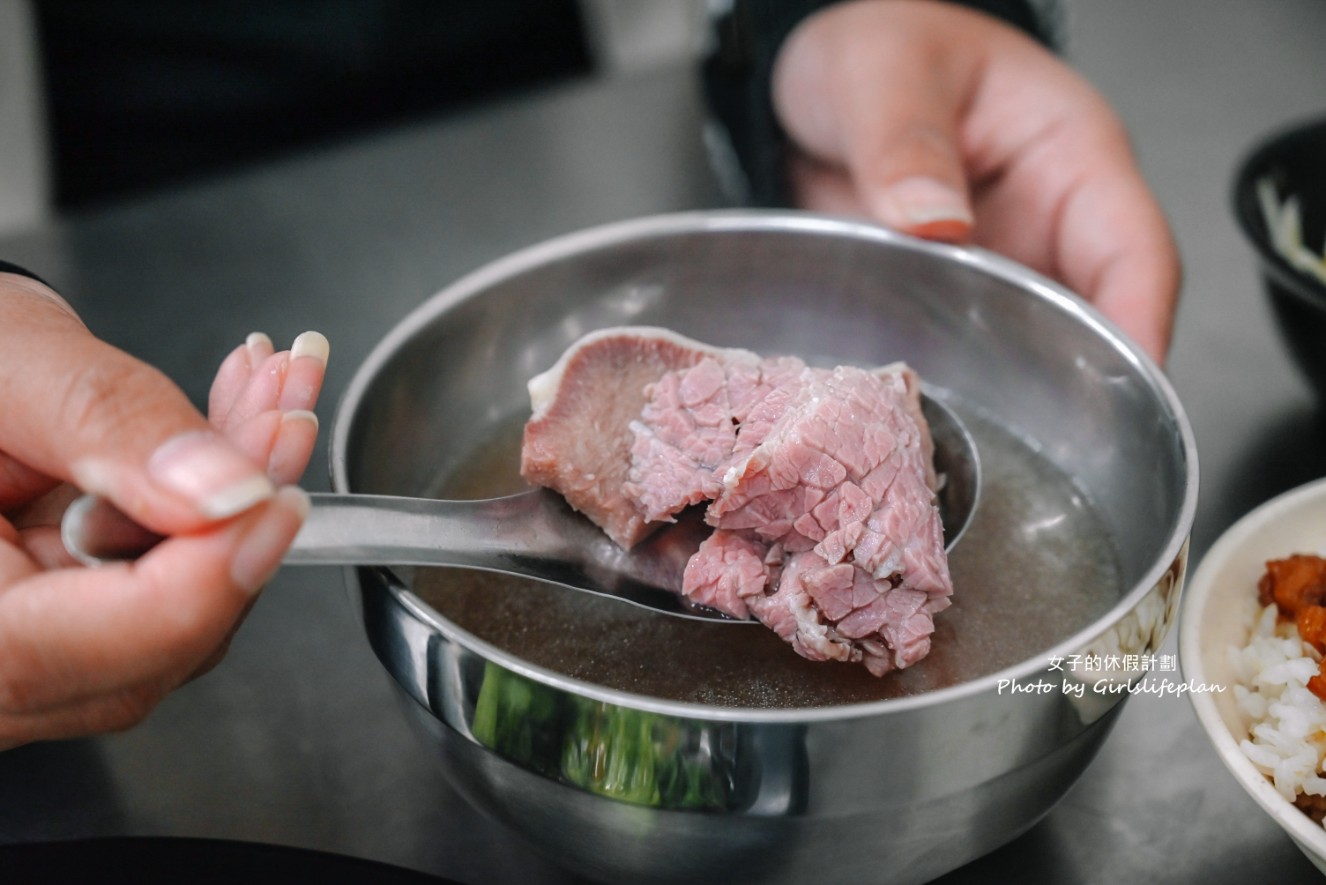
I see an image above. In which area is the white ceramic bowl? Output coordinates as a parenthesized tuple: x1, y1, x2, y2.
(1181, 477, 1326, 874)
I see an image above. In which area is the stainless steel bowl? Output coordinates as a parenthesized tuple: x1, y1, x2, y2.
(330, 211, 1198, 884)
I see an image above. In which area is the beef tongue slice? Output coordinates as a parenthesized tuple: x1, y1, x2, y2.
(521, 327, 753, 548)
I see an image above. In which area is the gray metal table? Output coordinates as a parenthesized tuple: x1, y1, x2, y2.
(2, 1, 1325, 881)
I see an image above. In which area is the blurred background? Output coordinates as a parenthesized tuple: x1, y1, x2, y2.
(0, 0, 711, 235)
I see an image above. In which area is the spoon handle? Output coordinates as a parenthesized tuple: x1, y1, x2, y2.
(286, 490, 606, 568)
(58, 492, 744, 623)
(61, 490, 600, 568)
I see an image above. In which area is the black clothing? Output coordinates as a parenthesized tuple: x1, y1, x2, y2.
(0, 261, 50, 288)
(33, 0, 594, 208)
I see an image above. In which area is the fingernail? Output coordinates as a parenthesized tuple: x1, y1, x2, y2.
(291, 331, 329, 366)
(148, 431, 274, 519)
(281, 409, 319, 430)
(231, 485, 310, 594)
(245, 331, 274, 364)
(873, 177, 973, 238)
(268, 411, 319, 484)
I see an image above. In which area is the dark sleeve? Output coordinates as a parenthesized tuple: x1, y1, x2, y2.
(0, 260, 50, 288)
(701, 0, 1061, 207)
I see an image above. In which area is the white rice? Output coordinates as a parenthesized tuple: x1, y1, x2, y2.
(1230, 602, 1326, 819)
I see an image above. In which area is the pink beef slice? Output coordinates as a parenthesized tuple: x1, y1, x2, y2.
(521, 326, 952, 676)
(623, 352, 807, 524)
(695, 365, 951, 675)
(521, 327, 760, 548)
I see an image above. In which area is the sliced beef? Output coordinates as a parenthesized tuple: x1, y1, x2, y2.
(522, 328, 740, 548)
(521, 326, 953, 675)
(624, 353, 805, 523)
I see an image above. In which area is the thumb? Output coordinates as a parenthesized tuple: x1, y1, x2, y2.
(0, 278, 273, 532)
(772, 2, 977, 240)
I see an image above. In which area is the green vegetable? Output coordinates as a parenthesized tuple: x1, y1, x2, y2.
(471, 662, 563, 777)
(561, 697, 661, 805)
(472, 662, 730, 810)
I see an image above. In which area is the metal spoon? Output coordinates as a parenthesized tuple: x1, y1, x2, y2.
(61, 395, 979, 623)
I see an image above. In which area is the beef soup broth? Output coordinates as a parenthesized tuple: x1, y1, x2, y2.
(412, 404, 1122, 708)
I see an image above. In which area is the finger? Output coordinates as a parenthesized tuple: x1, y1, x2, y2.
(834, 83, 975, 242)
(0, 486, 308, 714)
(0, 283, 273, 533)
(221, 409, 283, 468)
(0, 680, 172, 749)
(208, 332, 273, 427)
(278, 331, 329, 412)
(9, 482, 80, 531)
(0, 453, 56, 511)
(9, 483, 82, 571)
(0, 590, 254, 748)
(0, 280, 66, 508)
(0, 521, 39, 587)
(772, 1, 976, 239)
(16, 525, 78, 571)
(207, 331, 327, 484)
(210, 332, 328, 432)
(221, 409, 319, 484)
(966, 85, 1181, 363)
(1057, 167, 1180, 363)
(268, 411, 320, 486)
(215, 351, 290, 432)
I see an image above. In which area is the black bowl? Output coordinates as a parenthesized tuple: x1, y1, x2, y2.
(1233, 115, 1326, 399)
